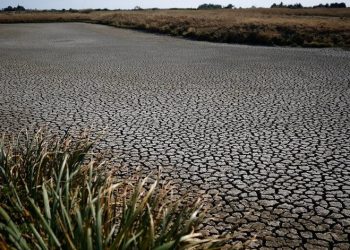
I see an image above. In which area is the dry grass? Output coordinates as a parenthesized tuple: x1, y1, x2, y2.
(0, 8, 350, 47)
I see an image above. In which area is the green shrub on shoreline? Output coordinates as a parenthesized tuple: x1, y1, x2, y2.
(0, 130, 229, 249)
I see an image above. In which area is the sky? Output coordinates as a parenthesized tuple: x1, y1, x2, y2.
(1, 0, 349, 9)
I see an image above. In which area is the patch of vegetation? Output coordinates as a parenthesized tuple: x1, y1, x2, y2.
(270, 1, 347, 8)
(197, 3, 235, 9)
(313, 2, 347, 8)
(0, 130, 231, 249)
(197, 4, 223, 10)
(271, 2, 303, 9)
(2, 5, 26, 11)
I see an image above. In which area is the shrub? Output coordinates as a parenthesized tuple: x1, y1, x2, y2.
(0, 130, 228, 249)
(197, 4, 222, 10)
(3, 5, 26, 11)
(80, 9, 94, 14)
(313, 2, 347, 8)
(68, 8, 79, 13)
(271, 2, 303, 8)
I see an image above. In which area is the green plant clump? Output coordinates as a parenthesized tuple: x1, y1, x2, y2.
(0, 130, 227, 249)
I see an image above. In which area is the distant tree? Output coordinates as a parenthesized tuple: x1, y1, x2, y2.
(80, 9, 93, 14)
(3, 5, 26, 11)
(270, 2, 303, 8)
(133, 6, 143, 10)
(313, 2, 346, 8)
(271, 1, 350, 9)
(224, 4, 234, 9)
(197, 3, 222, 9)
(68, 8, 78, 13)
(16, 5, 25, 11)
(330, 2, 346, 7)
(3, 6, 13, 11)
(287, 3, 303, 8)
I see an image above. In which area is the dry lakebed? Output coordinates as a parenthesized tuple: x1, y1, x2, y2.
(0, 23, 350, 249)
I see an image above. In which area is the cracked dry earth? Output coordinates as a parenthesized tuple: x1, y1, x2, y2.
(1, 23, 350, 249)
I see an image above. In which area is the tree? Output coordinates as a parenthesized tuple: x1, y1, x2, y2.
(16, 5, 25, 11)
(3, 6, 14, 11)
(330, 2, 346, 7)
(225, 4, 234, 9)
(313, 2, 346, 8)
(197, 3, 222, 9)
(3, 5, 26, 11)
(270, 2, 303, 8)
(287, 3, 303, 8)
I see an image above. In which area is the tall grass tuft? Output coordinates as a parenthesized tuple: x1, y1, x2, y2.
(0, 130, 227, 249)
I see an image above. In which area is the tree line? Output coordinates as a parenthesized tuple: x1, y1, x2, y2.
(197, 2, 347, 9)
(2, 5, 25, 11)
(1, 3, 347, 12)
(271, 2, 347, 8)
(313, 2, 347, 8)
(197, 4, 234, 9)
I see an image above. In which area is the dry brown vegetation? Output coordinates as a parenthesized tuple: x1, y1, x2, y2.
(1, 8, 350, 47)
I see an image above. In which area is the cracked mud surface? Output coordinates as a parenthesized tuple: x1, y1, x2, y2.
(1, 23, 350, 249)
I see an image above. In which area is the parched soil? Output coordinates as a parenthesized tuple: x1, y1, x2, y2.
(0, 23, 350, 248)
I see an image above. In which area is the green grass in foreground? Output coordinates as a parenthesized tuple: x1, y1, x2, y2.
(0, 130, 236, 249)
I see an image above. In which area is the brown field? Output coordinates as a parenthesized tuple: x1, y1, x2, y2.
(1, 8, 350, 47)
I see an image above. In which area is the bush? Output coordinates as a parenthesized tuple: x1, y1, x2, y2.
(3, 5, 26, 11)
(330, 2, 346, 8)
(80, 9, 94, 14)
(271, 2, 303, 8)
(68, 8, 79, 13)
(313, 2, 347, 8)
(0, 130, 229, 249)
(197, 4, 222, 10)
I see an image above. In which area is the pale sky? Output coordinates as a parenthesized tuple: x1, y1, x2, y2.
(1, 0, 349, 9)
